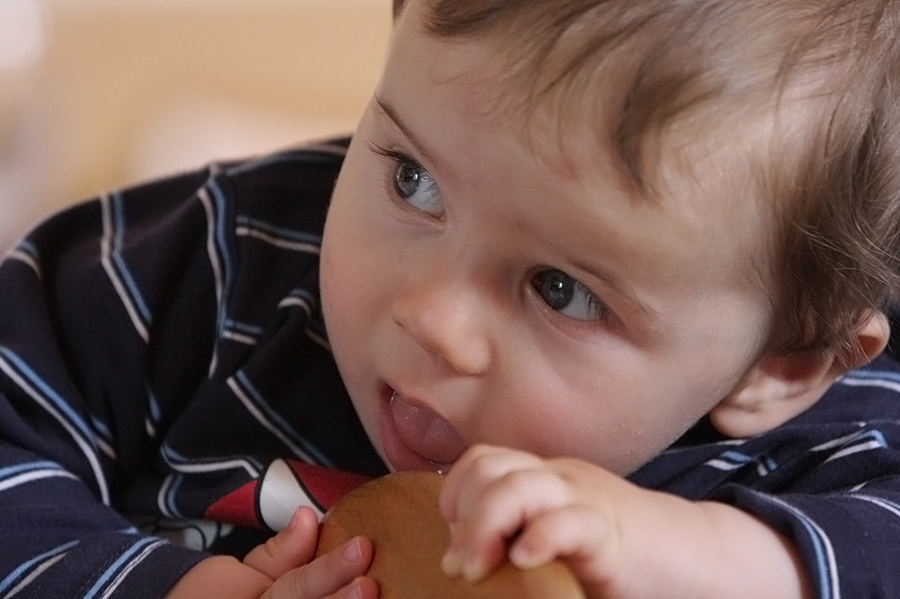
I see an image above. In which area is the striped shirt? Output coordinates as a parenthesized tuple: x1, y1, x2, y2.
(0, 138, 898, 598)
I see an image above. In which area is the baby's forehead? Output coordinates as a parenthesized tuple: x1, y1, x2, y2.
(413, 0, 850, 189)
(458, 59, 783, 217)
(395, 0, 850, 239)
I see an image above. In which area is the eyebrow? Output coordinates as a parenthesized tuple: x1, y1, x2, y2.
(373, 94, 442, 171)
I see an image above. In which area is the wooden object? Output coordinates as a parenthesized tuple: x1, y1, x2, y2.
(314, 471, 586, 599)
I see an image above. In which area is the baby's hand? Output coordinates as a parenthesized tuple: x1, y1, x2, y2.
(438, 445, 719, 599)
(165, 506, 378, 599)
(247, 506, 377, 599)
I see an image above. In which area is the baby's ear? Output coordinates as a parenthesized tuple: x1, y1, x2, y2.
(709, 310, 890, 438)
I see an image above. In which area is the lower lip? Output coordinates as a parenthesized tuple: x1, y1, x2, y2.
(377, 385, 453, 473)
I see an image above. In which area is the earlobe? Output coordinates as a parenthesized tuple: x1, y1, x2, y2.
(710, 310, 890, 438)
(709, 350, 838, 438)
(847, 310, 891, 370)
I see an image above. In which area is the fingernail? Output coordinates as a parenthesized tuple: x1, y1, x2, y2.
(343, 538, 362, 564)
(441, 549, 462, 577)
(347, 578, 365, 599)
(462, 557, 487, 583)
(510, 544, 538, 569)
(287, 507, 303, 532)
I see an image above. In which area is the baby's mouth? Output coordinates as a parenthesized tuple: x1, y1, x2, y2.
(388, 390, 467, 468)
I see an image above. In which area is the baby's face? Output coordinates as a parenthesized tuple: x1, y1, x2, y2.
(321, 1, 775, 474)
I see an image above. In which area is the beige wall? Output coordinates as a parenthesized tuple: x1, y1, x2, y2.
(0, 0, 392, 251)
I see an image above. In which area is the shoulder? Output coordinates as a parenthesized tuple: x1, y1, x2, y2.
(631, 351, 900, 495)
(803, 352, 900, 425)
(196, 137, 349, 239)
(219, 138, 349, 204)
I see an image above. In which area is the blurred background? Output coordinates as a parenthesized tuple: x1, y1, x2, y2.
(0, 0, 392, 252)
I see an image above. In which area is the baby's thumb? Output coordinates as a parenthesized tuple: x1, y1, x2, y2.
(244, 506, 321, 579)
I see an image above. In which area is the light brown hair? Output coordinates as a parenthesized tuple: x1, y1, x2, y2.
(392, 0, 900, 359)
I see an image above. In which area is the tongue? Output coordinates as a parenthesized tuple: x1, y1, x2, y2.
(389, 392, 467, 465)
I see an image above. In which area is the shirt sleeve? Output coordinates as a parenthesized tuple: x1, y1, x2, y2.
(632, 352, 900, 599)
(0, 170, 218, 598)
(714, 364, 900, 599)
(753, 364, 900, 599)
(0, 139, 382, 598)
(717, 477, 900, 599)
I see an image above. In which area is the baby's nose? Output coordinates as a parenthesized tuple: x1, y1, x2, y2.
(390, 276, 492, 376)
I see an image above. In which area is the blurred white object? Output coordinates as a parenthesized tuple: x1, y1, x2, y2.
(0, 0, 46, 72)
(0, 0, 390, 254)
(0, 0, 52, 254)
(128, 96, 358, 182)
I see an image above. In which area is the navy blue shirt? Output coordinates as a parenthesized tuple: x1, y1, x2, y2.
(0, 138, 898, 598)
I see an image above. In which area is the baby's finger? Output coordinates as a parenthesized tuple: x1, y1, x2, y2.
(510, 505, 632, 599)
(509, 504, 613, 574)
(244, 506, 320, 579)
(443, 468, 572, 582)
(440, 445, 541, 522)
(267, 576, 377, 599)
(329, 577, 378, 599)
(266, 536, 374, 599)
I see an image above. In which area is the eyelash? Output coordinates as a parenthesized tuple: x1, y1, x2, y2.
(529, 268, 611, 324)
(369, 143, 422, 195)
(370, 142, 415, 170)
(369, 141, 446, 222)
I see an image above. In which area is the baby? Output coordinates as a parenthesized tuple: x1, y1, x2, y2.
(2, 0, 899, 598)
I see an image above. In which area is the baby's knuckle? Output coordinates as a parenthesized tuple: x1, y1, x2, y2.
(469, 450, 513, 479)
(499, 466, 548, 491)
(263, 535, 281, 558)
(492, 468, 529, 494)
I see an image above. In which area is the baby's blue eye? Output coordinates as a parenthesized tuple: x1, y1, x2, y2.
(531, 269, 607, 321)
(393, 159, 443, 217)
